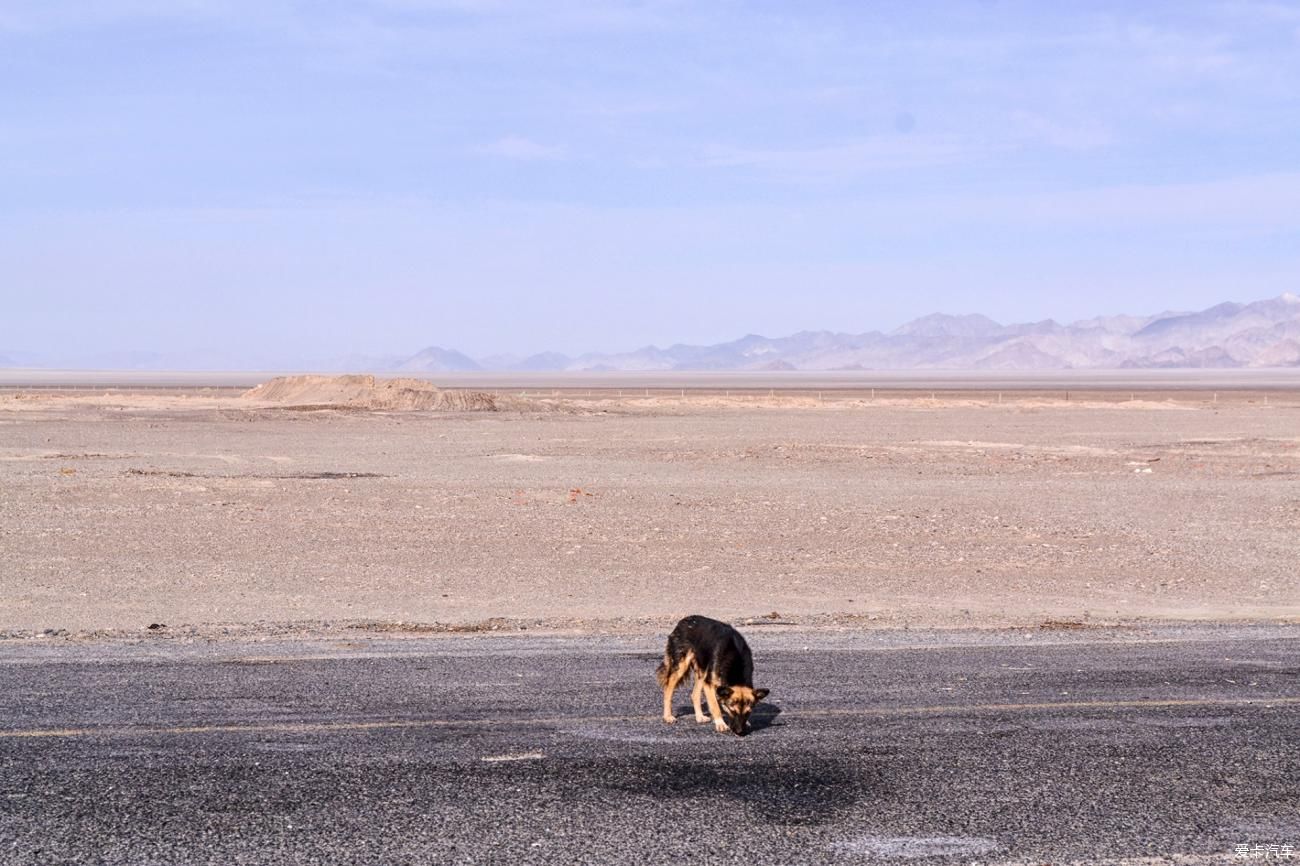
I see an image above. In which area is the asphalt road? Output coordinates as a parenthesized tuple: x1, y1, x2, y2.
(1, 627, 1297, 865)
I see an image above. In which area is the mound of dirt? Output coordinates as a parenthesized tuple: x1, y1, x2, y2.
(242, 375, 499, 411)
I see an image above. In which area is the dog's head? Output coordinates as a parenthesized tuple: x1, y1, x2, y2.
(715, 685, 769, 736)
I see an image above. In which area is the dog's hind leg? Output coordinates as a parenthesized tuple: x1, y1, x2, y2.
(660, 651, 693, 723)
(691, 671, 709, 723)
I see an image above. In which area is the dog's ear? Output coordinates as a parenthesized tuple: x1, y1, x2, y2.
(715, 686, 733, 701)
(753, 688, 769, 701)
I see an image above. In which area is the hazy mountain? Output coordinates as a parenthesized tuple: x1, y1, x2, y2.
(970, 341, 1068, 370)
(477, 351, 574, 371)
(394, 346, 482, 373)
(892, 312, 1005, 339)
(453, 292, 1300, 372)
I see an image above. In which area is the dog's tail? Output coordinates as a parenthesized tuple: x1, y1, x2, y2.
(655, 651, 672, 689)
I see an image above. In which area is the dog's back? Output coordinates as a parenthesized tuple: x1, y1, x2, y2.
(658, 614, 754, 688)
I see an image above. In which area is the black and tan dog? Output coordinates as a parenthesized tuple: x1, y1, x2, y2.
(656, 614, 769, 736)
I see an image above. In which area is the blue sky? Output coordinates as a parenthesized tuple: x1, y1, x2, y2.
(3, 0, 1300, 362)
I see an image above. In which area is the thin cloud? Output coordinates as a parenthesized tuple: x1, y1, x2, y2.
(0, 0, 258, 33)
(701, 135, 972, 180)
(1008, 110, 1114, 151)
(478, 136, 568, 161)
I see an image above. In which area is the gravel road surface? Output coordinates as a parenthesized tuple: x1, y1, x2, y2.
(2, 626, 1296, 864)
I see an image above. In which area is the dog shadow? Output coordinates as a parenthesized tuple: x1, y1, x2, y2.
(750, 703, 783, 732)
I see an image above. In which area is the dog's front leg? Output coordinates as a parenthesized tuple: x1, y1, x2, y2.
(703, 685, 728, 733)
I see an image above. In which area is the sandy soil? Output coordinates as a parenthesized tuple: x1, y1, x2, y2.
(1, 386, 1297, 637)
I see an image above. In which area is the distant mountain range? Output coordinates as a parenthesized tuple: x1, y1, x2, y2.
(6, 294, 1300, 372)
(373, 293, 1300, 372)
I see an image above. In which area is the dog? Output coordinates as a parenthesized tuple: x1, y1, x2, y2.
(656, 614, 769, 736)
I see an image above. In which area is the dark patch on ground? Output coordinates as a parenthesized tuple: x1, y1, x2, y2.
(347, 618, 522, 634)
(586, 750, 883, 827)
(125, 468, 388, 480)
(1038, 618, 1091, 630)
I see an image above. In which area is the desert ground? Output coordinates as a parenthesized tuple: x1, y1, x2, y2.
(1, 375, 1297, 637)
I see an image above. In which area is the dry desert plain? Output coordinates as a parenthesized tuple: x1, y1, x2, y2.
(1, 376, 1298, 638)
